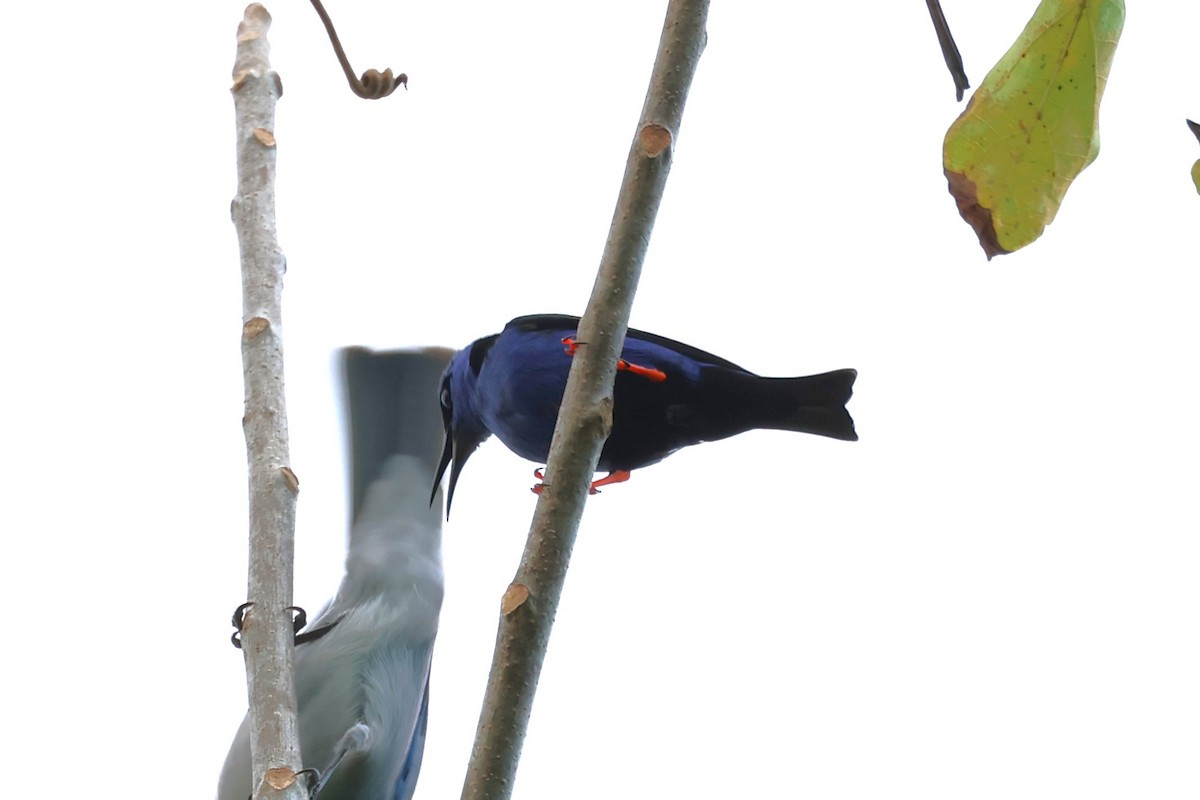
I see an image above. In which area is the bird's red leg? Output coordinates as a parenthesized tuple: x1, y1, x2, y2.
(534, 467, 631, 495)
(589, 470, 631, 494)
(616, 359, 666, 383)
(561, 337, 666, 383)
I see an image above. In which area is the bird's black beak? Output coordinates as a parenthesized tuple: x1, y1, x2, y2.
(430, 429, 482, 520)
(431, 430, 453, 510)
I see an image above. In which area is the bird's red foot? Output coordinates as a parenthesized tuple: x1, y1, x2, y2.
(589, 470, 631, 494)
(561, 337, 666, 383)
(532, 467, 632, 495)
(616, 359, 666, 382)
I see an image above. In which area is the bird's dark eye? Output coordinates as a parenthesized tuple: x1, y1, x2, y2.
(440, 387, 452, 409)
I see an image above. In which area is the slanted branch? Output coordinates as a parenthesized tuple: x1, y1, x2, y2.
(460, 3, 711, 799)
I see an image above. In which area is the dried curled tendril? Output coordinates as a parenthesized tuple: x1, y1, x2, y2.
(310, 0, 408, 99)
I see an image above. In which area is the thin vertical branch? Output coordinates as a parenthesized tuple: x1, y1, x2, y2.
(460, 2, 710, 799)
(230, 5, 307, 799)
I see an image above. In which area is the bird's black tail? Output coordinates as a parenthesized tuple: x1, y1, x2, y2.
(752, 368, 858, 442)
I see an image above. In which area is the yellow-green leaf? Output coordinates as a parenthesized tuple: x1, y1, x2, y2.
(943, 0, 1124, 259)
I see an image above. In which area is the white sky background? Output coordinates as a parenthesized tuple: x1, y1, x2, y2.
(2, 1, 1197, 797)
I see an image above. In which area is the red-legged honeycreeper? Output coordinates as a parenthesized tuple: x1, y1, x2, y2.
(432, 314, 857, 515)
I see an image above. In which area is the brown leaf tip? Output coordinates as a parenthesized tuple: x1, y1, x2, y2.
(639, 124, 672, 158)
(501, 583, 530, 616)
(944, 168, 1009, 260)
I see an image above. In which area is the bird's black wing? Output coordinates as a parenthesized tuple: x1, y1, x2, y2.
(507, 313, 750, 373)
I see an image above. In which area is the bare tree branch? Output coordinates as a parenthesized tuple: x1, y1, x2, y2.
(460, 3, 710, 799)
(230, 5, 307, 799)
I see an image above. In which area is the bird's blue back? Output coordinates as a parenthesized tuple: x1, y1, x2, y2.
(467, 315, 755, 470)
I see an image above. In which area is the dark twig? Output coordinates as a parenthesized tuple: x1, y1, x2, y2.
(308, 0, 407, 99)
(459, 2, 709, 800)
(925, 0, 970, 101)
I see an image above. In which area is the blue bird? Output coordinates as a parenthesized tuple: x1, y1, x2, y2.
(219, 347, 452, 800)
(432, 314, 856, 513)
